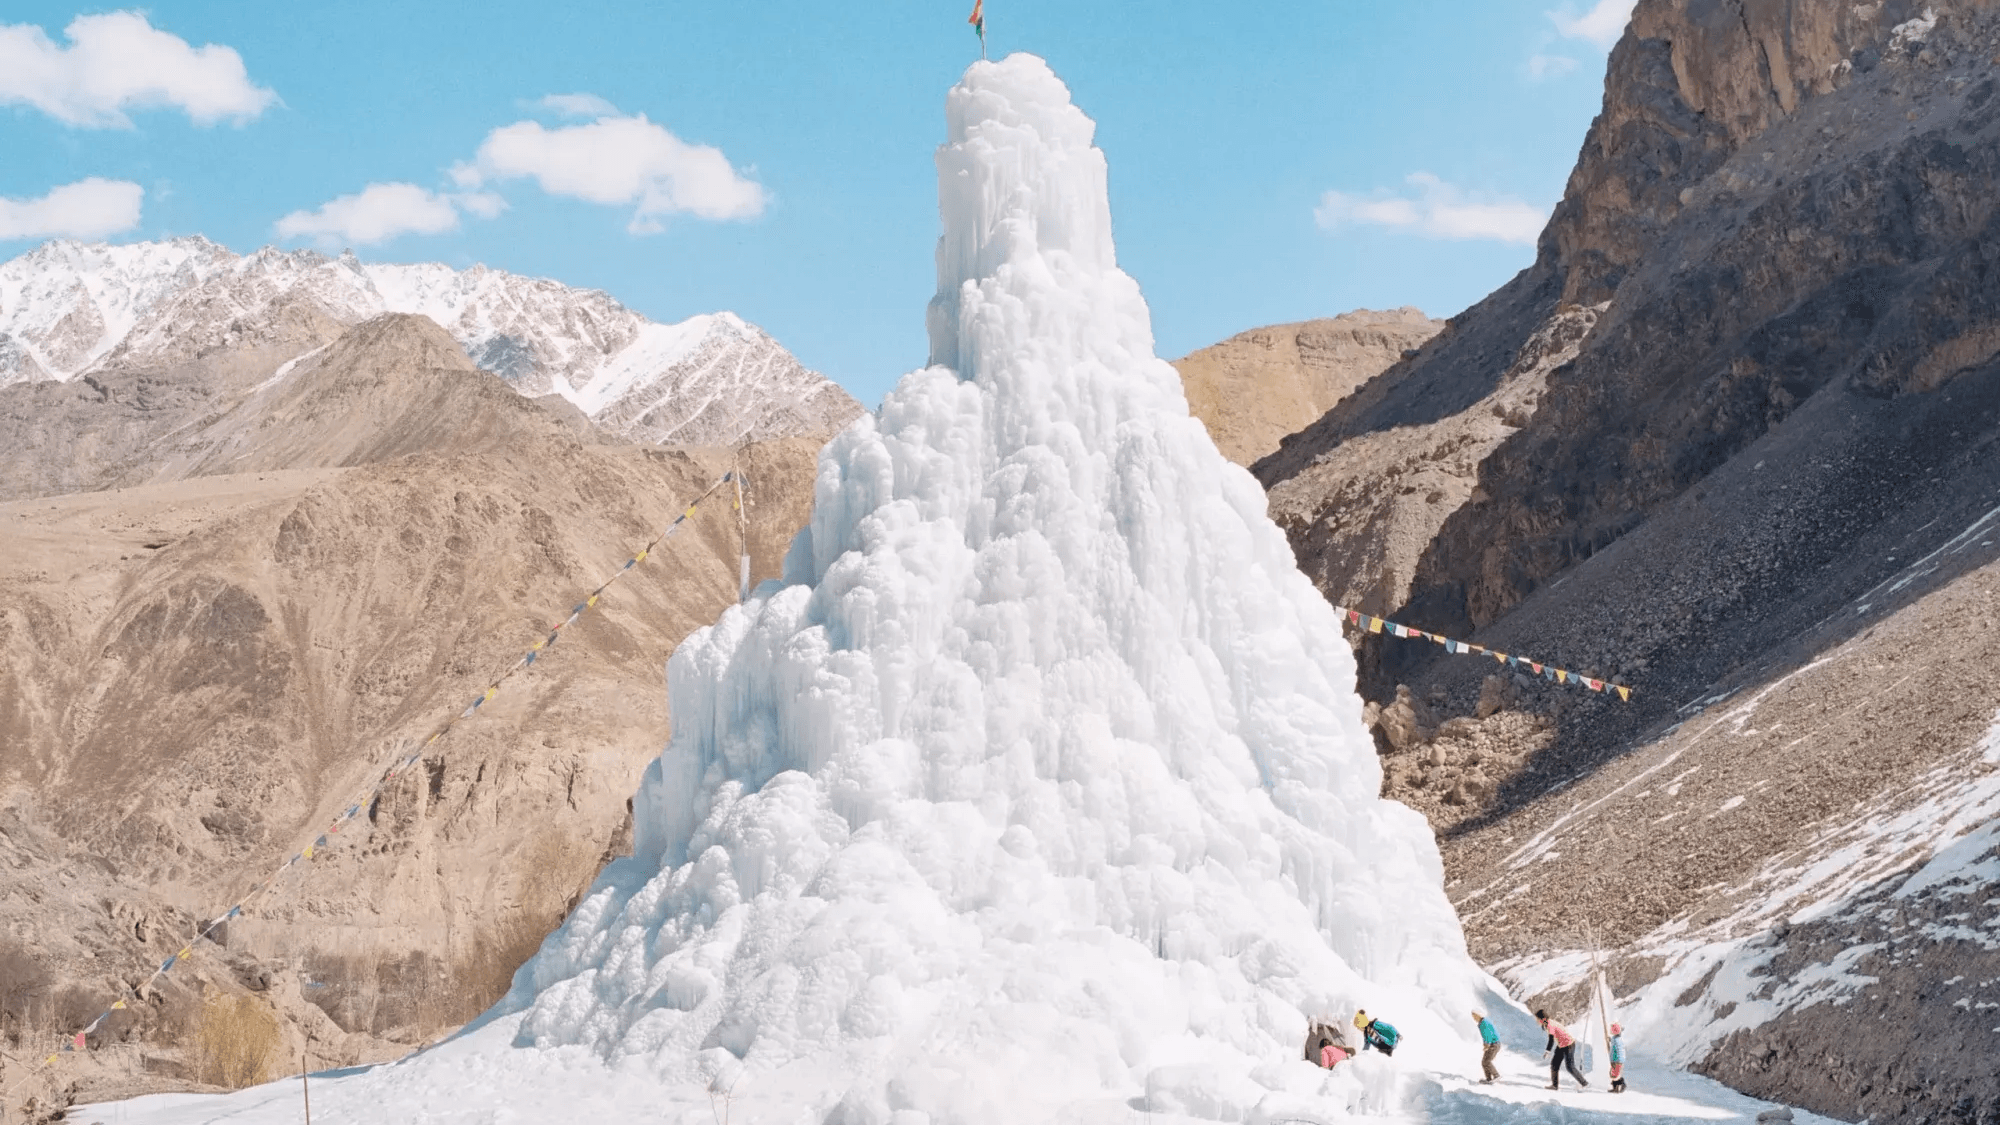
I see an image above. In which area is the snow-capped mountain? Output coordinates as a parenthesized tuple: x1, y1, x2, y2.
(0, 237, 860, 447)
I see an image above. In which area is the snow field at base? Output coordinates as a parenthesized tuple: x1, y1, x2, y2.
(80, 54, 1825, 1125)
(85, 999, 1836, 1125)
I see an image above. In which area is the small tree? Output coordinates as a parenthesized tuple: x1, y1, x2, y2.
(189, 991, 280, 1089)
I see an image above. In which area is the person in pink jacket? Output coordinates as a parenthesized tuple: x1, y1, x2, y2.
(1536, 1009, 1589, 1090)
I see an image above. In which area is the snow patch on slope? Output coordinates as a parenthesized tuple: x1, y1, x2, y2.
(1501, 707, 2000, 1069)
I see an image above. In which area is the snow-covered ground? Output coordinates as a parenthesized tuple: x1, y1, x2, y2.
(79, 1002, 1839, 1125)
(76, 54, 1827, 1125)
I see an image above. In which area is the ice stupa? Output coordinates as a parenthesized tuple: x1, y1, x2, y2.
(492, 53, 1487, 1120)
(94, 54, 1494, 1125)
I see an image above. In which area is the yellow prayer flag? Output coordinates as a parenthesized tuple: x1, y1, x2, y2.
(586, 594, 599, 608)
(634, 549, 648, 562)
(1367, 616, 1384, 634)
(112, 1000, 127, 1010)
(1556, 670, 1568, 684)
(302, 843, 314, 859)
(685, 506, 697, 519)
(1617, 686, 1631, 701)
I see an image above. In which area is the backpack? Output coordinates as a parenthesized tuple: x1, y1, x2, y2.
(1372, 1021, 1399, 1047)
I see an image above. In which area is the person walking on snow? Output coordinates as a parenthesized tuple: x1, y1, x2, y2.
(1353, 1010, 1399, 1057)
(1537, 1009, 1588, 1090)
(1472, 1010, 1501, 1083)
(1608, 1023, 1627, 1093)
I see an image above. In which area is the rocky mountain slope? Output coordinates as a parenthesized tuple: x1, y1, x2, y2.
(0, 238, 861, 447)
(0, 311, 830, 1113)
(1169, 307, 1441, 465)
(1252, 1, 2000, 1120)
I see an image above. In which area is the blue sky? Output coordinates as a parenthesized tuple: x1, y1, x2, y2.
(2, 1, 1633, 405)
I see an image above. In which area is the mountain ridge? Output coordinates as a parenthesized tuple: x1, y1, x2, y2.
(0, 236, 862, 448)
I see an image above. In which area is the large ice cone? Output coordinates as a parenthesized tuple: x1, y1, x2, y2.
(502, 54, 1484, 1121)
(95, 55, 1491, 1125)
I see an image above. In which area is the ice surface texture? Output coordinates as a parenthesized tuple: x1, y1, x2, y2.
(487, 55, 1484, 1122)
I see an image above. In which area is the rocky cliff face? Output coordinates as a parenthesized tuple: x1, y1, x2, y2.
(1170, 308, 1441, 466)
(1255, 2, 2000, 1120)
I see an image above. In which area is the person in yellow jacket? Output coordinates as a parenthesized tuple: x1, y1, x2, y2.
(1352, 1010, 1400, 1056)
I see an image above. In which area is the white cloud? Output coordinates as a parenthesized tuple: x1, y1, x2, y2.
(0, 178, 144, 240)
(275, 182, 463, 247)
(462, 114, 767, 232)
(539, 93, 618, 119)
(455, 191, 509, 220)
(1528, 53, 1581, 81)
(1315, 173, 1547, 246)
(1548, 0, 1638, 49)
(0, 11, 275, 128)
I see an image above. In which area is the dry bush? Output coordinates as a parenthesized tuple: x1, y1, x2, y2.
(189, 991, 280, 1089)
(449, 912, 546, 1023)
(48, 984, 104, 1037)
(300, 950, 369, 1033)
(0, 938, 45, 1044)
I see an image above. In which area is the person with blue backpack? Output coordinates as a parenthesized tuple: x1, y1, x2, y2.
(1352, 1010, 1400, 1057)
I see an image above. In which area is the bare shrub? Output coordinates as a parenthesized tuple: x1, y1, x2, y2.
(0, 938, 45, 1044)
(382, 914, 544, 1034)
(48, 985, 105, 1037)
(300, 950, 369, 1033)
(188, 991, 280, 1089)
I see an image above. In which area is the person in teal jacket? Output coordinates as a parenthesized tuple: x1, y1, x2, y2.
(1353, 1010, 1400, 1056)
(1472, 1010, 1501, 1083)
(1609, 1023, 1627, 1093)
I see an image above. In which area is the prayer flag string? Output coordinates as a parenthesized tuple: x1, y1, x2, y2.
(1332, 605, 1634, 702)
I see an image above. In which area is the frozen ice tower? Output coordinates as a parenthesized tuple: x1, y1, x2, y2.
(96, 55, 1493, 1125)
(495, 53, 1488, 1121)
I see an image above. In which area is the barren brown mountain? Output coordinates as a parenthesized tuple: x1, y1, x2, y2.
(0, 313, 829, 1112)
(1254, 1, 2000, 1120)
(1170, 308, 1442, 466)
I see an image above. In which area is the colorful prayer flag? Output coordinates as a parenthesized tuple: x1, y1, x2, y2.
(1617, 686, 1631, 701)
(1367, 616, 1384, 634)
